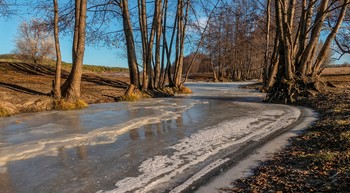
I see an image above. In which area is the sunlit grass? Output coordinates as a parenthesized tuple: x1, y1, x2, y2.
(117, 92, 142, 102)
(341, 131, 350, 144)
(177, 86, 193, 94)
(0, 54, 128, 73)
(0, 106, 11, 117)
(336, 119, 350, 126)
(53, 99, 88, 110)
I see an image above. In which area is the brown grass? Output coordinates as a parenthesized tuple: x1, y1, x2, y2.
(0, 105, 11, 117)
(53, 99, 88, 110)
(322, 66, 350, 76)
(176, 86, 193, 94)
(117, 92, 142, 102)
(0, 62, 128, 116)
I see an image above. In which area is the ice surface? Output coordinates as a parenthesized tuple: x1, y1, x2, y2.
(103, 104, 300, 193)
(0, 82, 303, 193)
(0, 99, 204, 172)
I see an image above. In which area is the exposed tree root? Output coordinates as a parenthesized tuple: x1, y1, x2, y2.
(265, 75, 327, 104)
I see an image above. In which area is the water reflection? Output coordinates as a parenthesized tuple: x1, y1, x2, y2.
(129, 129, 140, 141)
(0, 171, 14, 193)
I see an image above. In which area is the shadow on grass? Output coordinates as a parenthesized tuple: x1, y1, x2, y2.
(0, 82, 49, 96)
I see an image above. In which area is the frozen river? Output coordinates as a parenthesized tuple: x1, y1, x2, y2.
(0, 82, 301, 193)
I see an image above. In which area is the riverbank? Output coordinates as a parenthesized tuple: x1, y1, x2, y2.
(0, 61, 191, 117)
(0, 62, 129, 116)
(221, 71, 350, 192)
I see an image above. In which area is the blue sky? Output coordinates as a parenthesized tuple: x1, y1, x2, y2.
(1, 1, 349, 68)
(0, 13, 128, 68)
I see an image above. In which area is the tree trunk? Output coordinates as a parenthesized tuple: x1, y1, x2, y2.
(262, 0, 271, 88)
(174, 0, 189, 87)
(61, 0, 87, 102)
(154, 0, 163, 89)
(120, 0, 139, 92)
(160, 0, 168, 88)
(145, 0, 161, 90)
(138, 0, 149, 91)
(52, 0, 62, 100)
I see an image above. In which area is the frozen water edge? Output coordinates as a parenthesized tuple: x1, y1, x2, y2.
(193, 107, 317, 193)
(100, 104, 301, 193)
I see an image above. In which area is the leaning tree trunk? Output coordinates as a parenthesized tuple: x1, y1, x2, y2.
(61, 0, 87, 102)
(120, 0, 140, 94)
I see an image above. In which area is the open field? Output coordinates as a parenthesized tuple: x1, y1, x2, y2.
(323, 66, 350, 75)
(322, 67, 350, 89)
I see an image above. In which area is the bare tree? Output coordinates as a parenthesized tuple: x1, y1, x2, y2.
(14, 19, 55, 64)
(0, 0, 15, 18)
(200, 0, 264, 82)
(266, 0, 349, 103)
(182, 0, 221, 83)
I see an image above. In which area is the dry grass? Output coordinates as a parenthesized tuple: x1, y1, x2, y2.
(0, 62, 128, 116)
(0, 105, 11, 117)
(323, 67, 350, 76)
(117, 92, 142, 102)
(53, 99, 88, 110)
(177, 86, 193, 94)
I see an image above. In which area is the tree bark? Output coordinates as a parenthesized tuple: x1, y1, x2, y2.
(138, 0, 149, 91)
(53, 0, 62, 100)
(61, 0, 87, 102)
(154, 0, 163, 89)
(262, 0, 271, 88)
(120, 0, 140, 92)
(174, 0, 189, 87)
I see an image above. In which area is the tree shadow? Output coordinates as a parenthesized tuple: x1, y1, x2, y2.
(82, 74, 128, 89)
(7, 62, 56, 76)
(6, 62, 128, 89)
(0, 82, 49, 96)
(102, 94, 119, 101)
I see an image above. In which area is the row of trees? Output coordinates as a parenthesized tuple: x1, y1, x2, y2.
(184, 0, 350, 103)
(2, 0, 350, 104)
(3, 0, 197, 102)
